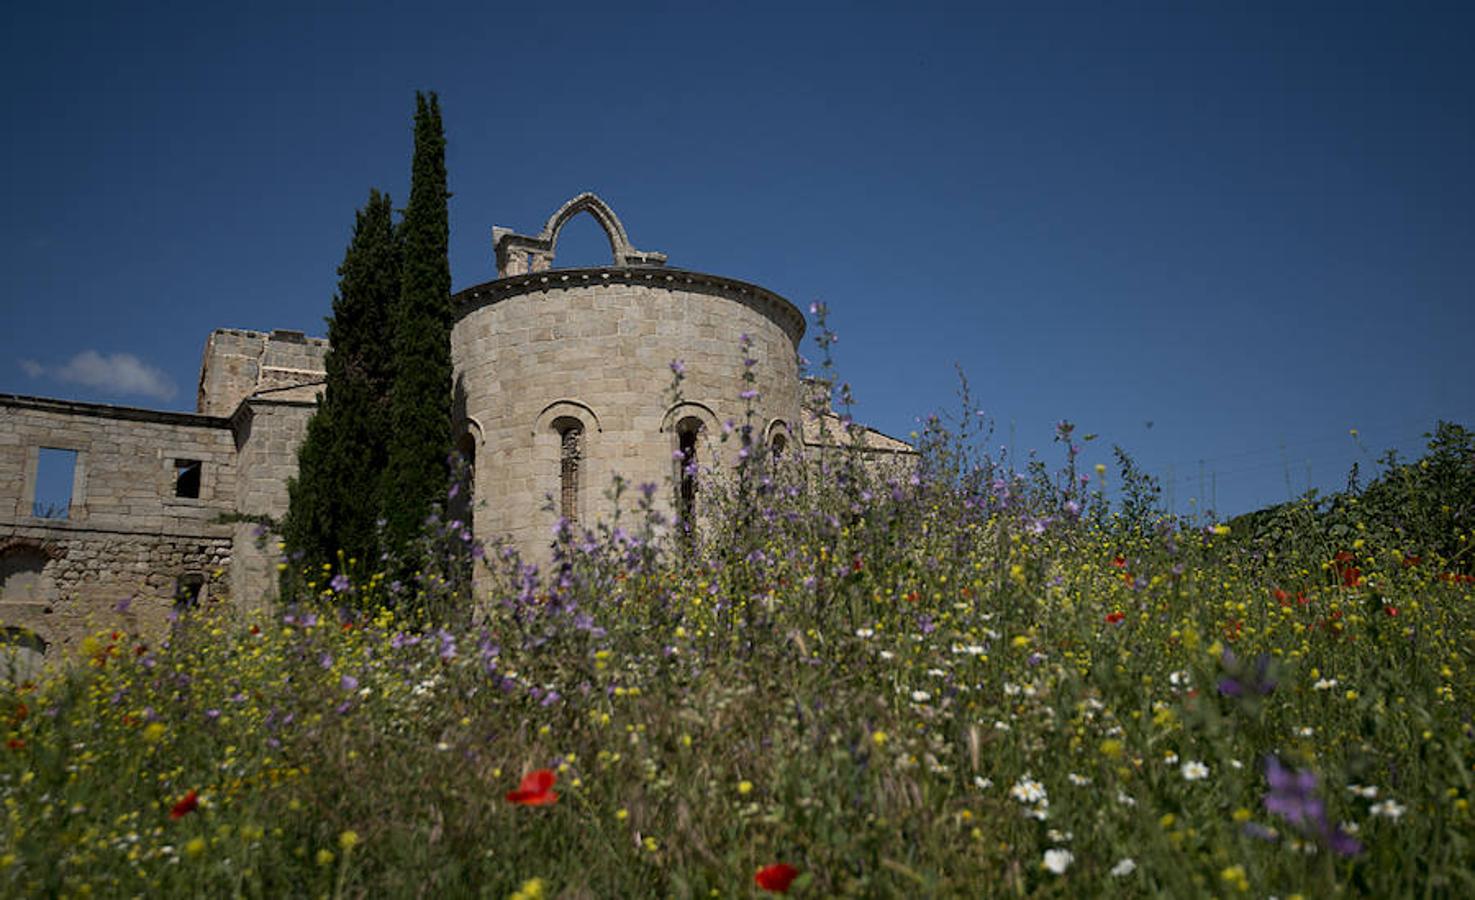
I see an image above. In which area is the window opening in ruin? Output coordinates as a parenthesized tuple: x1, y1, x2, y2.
(771, 432, 788, 459)
(676, 417, 702, 530)
(0, 627, 47, 684)
(451, 433, 476, 534)
(1, 550, 48, 605)
(174, 574, 205, 611)
(174, 459, 202, 498)
(33, 448, 77, 519)
(555, 418, 583, 524)
(553, 211, 614, 268)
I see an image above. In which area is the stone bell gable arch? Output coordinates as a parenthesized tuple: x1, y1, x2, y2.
(492, 192, 668, 277)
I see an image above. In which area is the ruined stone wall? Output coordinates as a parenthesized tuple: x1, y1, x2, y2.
(451, 268, 805, 563)
(196, 328, 328, 417)
(228, 398, 317, 609)
(0, 396, 237, 656)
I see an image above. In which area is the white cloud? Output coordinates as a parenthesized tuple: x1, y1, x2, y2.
(22, 351, 177, 402)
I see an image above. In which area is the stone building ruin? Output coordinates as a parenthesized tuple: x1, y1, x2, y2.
(0, 194, 911, 666)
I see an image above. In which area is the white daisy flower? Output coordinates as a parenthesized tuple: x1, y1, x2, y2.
(1348, 784, 1378, 799)
(1042, 848, 1073, 874)
(1370, 799, 1406, 819)
(1181, 761, 1210, 781)
(1109, 858, 1137, 877)
(1009, 776, 1047, 804)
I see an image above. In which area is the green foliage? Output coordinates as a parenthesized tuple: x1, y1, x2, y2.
(6, 421, 1474, 896)
(1231, 421, 1474, 576)
(1112, 444, 1163, 536)
(283, 190, 400, 582)
(1353, 421, 1474, 570)
(384, 91, 453, 574)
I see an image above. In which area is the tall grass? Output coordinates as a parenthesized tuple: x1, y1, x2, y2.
(2, 325, 1471, 897)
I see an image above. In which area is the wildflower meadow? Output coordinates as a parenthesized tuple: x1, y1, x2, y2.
(3, 325, 1472, 897)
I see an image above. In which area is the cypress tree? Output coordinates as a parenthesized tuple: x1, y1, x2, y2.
(383, 92, 453, 573)
(283, 190, 400, 580)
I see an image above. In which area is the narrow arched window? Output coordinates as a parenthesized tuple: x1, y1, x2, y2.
(554, 418, 583, 524)
(771, 432, 788, 459)
(676, 417, 703, 528)
(452, 432, 476, 533)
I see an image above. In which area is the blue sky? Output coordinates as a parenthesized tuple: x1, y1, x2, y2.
(3, 1, 1471, 518)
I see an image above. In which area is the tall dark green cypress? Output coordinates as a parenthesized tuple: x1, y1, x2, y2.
(283, 190, 400, 579)
(383, 92, 453, 573)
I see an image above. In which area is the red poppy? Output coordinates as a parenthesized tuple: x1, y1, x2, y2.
(851, 556, 864, 573)
(170, 789, 199, 819)
(1273, 589, 1290, 607)
(7, 738, 25, 750)
(505, 769, 558, 806)
(904, 591, 920, 604)
(1385, 605, 1399, 617)
(1105, 611, 1125, 624)
(1111, 556, 1127, 569)
(1402, 555, 1422, 568)
(755, 863, 800, 893)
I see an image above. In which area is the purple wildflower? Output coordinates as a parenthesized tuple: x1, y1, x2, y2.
(1218, 650, 1277, 698)
(1261, 757, 1363, 856)
(1264, 757, 1323, 826)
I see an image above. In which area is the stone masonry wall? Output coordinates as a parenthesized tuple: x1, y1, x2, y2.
(228, 398, 318, 609)
(0, 396, 237, 657)
(197, 329, 328, 417)
(451, 268, 805, 564)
